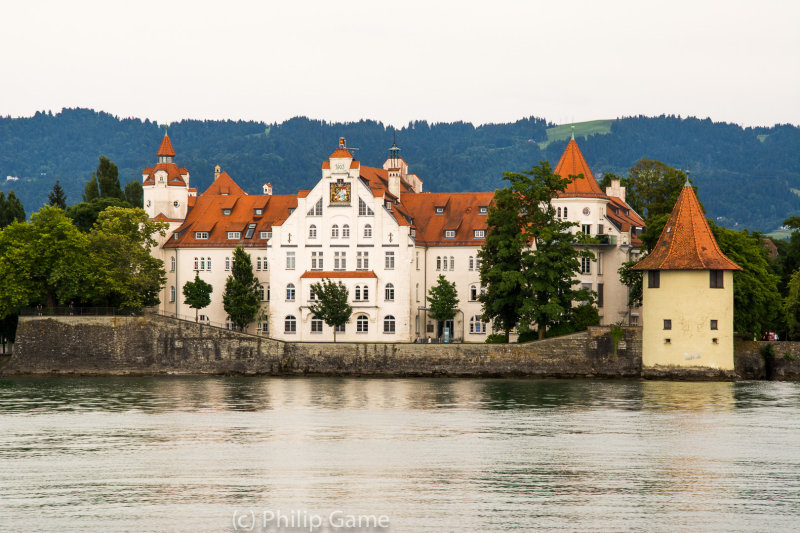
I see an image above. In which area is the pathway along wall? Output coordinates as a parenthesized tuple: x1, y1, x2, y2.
(2, 316, 642, 378)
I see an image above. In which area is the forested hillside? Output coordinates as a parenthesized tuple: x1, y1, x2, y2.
(1, 108, 798, 231)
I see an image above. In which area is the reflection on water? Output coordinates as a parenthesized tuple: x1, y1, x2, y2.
(0, 377, 798, 532)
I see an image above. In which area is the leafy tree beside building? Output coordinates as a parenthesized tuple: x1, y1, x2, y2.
(183, 272, 213, 322)
(308, 279, 352, 342)
(222, 247, 261, 330)
(427, 275, 459, 338)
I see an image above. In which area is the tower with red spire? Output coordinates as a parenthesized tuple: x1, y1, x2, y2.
(142, 132, 191, 221)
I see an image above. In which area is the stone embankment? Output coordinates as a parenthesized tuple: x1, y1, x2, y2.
(3, 315, 798, 380)
(2, 315, 640, 378)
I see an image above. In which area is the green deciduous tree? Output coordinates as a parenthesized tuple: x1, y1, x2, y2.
(96, 156, 123, 200)
(308, 279, 352, 342)
(83, 174, 99, 202)
(223, 246, 261, 330)
(0, 206, 89, 316)
(48, 180, 67, 209)
(0, 191, 26, 228)
(618, 258, 644, 308)
(427, 275, 459, 335)
(507, 161, 594, 339)
(478, 187, 527, 342)
(67, 197, 130, 232)
(183, 272, 213, 322)
(124, 180, 144, 208)
(625, 159, 692, 221)
(87, 207, 167, 310)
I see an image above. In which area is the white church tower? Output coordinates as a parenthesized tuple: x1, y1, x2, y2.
(142, 133, 191, 222)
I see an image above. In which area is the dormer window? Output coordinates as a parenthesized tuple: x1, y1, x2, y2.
(435, 206, 444, 215)
(386, 201, 392, 211)
(444, 230, 456, 239)
(474, 230, 485, 239)
(260, 231, 272, 239)
(254, 208, 263, 216)
(227, 231, 241, 240)
(479, 206, 488, 215)
(222, 208, 232, 216)
(195, 231, 209, 240)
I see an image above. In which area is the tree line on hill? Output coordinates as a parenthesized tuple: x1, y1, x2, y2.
(1, 109, 798, 231)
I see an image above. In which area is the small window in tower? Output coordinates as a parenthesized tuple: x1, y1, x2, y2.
(648, 270, 660, 288)
(710, 319, 718, 330)
(710, 270, 724, 288)
(663, 319, 672, 330)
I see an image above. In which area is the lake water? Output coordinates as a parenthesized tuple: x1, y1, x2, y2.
(0, 377, 798, 532)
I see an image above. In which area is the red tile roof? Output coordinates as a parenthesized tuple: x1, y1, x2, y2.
(633, 185, 741, 271)
(300, 271, 377, 279)
(142, 163, 189, 187)
(554, 139, 604, 197)
(329, 149, 353, 159)
(402, 192, 493, 246)
(157, 135, 176, 157)
(201, 171, 247, 197)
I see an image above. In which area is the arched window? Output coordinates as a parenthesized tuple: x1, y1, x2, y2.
(259, 284, 265, 301)
(470, 285, 478, 301)
(331, 224, 339, 238)
(285, 315, 296, 333)
(450, 256, 455, 270)
(470, 316, 485, 334)
(362, 286, 369, 300)
(225, 257, 231, 271)
(436, 256, 442, 271)
(194, 257, 199, 270)
(416, 283, 420, 302)
(309, 225, 317, 239)
(266, 284, 270, 301)
(286, 283, 295, 301)
(310, 287, 317, 301)
(356, 315, 368, 333)
(563, 207, 568, 218)
(257, 257, 262, 271)
(170, 285, 176, 303)
(383, 315, 396, 333)
(311, 316, 323, 333)
(557, 206, 562, 218)
(469, 256, 474, 271)
(200, 257, 205, 271)
(364, 224, 372, 238)
(170, 256, 176, 272)
(355, 285, 361, 301)
(385, 283, 394, 301)
(342, 224, 350, 238)
(442, 256, 448, 271)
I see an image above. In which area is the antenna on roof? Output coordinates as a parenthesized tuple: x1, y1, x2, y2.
(163, 124, 169, 137)
(684, 169, 691, 187)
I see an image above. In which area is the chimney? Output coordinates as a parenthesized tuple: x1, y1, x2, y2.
(214, 164, 221, 181)
(263, 183, 273, 195)
(606, 178, 625, 203)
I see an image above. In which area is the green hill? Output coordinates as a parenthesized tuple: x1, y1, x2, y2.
(539, 120, 614, 149)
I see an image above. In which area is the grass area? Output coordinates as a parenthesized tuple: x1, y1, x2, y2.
(540, 120, 614, 149)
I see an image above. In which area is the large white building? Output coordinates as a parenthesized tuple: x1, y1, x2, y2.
(144, 134, 644, 341)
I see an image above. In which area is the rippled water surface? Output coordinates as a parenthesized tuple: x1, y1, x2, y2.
(1, 377, 799, 532)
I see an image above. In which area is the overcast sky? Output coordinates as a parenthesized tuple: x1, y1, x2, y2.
(2, 0, 798, 128)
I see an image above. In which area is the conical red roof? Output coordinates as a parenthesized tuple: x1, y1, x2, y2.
(157, 134, 176, 157)
(554, 139, 604, 196)
(633, 185, 741, 271)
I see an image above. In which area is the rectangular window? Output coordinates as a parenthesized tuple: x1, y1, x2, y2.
(254, 208, 263, 216)
(336, 323, 346, 333)
(286, 251, 295, 270)
(664, 319, 672, 330)
(244, 223, 256, 239)
(435, 206, 444, 215)
(194, 231, 209, 240)
(479, 206, 488, 215)
(581, 257, 591, 274)
(710, 319, 718, 330)
(710, 270, 724, 288)
(357, 251, 369, 270)
(597, 224, 604, 235)
(597, 283, 604, 308)
(444, 230, 455, 239)
(222, 208, 232, 216)
(648, 270, 660, 288)
(260, 231, 272, 239)
(474, 230, 485, 239)
(385, 251, 395, 270)
(415, 251, 420, 270)
(227, 231, 241, 240)
(225, 257, 230, 271)
(311, 251, 323, 270)
(582, 224, 592, 235)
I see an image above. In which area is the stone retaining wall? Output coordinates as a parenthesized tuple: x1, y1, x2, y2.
(2, 316, 641, 378)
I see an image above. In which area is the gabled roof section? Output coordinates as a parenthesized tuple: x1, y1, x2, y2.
(142, 163, 189, 187)
(554, 139, 604, 197)
(201, 171, 247, 197)
(633, 185, 741, 271)
(329, 148, 353, 159)
(157, 134, 176, 157)
(402, 192, 494, 246)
